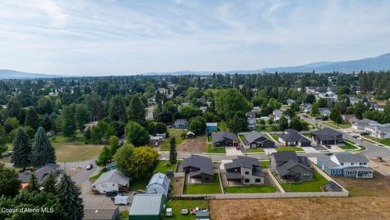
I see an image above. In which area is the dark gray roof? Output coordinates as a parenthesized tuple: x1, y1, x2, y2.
(279, 132, 310, 143)
(18, 171, 32, 183)
(224, 156, 261, 169)
(276, 159, 312, 176)
(311, 128, 342, 141)
(272, 151, 298, 163)
(317, 155, 338, 168)
(326, 181, 342, 192)
(285, 129, 299, 134)
(35, 163, 60, 183)
(244, 131, 268, 144)
(182, 155, 214, 176)
(334, 153, 369, 163)
(212, 131, 239, 144)
(84, 208, 119, 220)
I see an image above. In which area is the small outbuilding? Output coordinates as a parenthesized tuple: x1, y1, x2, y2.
(129, 194, 165, 220)
(146, 172, 170, 197)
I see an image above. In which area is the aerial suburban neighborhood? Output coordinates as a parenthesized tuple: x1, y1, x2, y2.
(1, 1, 390, 220)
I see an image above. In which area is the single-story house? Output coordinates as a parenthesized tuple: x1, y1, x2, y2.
(270, 151, 313, 182)
(129, 194, 165, 220)
(182, 155, 214, 183)
(272, 110, 284, 121)
(246, 111, 257, 118)
(374, 124, 390, 139)
(199, 106, 208, 113)
(174, 119, 188, 129)
(206, 122, 218, 132)
(247, 118, 257, 130)
(146, 173, 170, 197)
(212, 131, 239, 147)
(244, 131, 275, 149)
(317, 153, 373, 178)
(92, 169, 130, 193)
(224, 156, 265, 185)
(352, 119, 380, 130)
(278, 129, 311, 147)
(319, 108, 331, 117)
(325, 181, 343, 192)
(84, 208, 120, 220)
(300, 103, 312, 113)
(311, 128, 343, 145)
(18, 163, 60, 184)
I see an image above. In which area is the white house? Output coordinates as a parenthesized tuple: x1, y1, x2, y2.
(146, 173, 170, 197)
(374, 124, 390, 139)
(352, 119, 380, 130)
(92, 169, 130, 193)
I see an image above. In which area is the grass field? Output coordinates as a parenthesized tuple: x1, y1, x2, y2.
(55, 143, 104, 162)
(280, 172, 328, 192)
(207, 145, 226, 153)
(224, 185, 277, 193)
(50, 133, 86, 145)
(183, 174, 222, 194)
(259, 160, 270, 168)
(163, 200, 208, 220)
(277, 147, 304, 152)
(160, 129, 186, 151)
(379, 139, 390, 146)
(325, 121, 352, 129)
(154, 160, 176, 173)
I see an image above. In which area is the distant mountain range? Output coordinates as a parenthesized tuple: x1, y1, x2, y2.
(0, 69, 59, 79)
(1, 53, 390, 79)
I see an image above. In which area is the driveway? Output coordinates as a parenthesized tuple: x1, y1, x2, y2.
(263, 148, 277, 155)
(301, 147, 319, 153)
(225, 147, 243, 156)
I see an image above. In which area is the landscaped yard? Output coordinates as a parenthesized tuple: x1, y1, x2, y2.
(163, 200, 208, 220)
(280, 172, 328, 192)
(246, 148, 264, 153)
(207, 144, 226, 153)
(50, 132, 86, 145)
(325, 121, 352, 129)
(154, 160, 176, 173)
(224, 185, 277, 193)
(54, 143, 104, 162)
(379, 139, 390, 146)
(259, 160, 270, 168)
(277, 147, 304, 152)
(160, 129, 186, 151)
(183, 174, 222, 194)
(339, 141, 358, 150)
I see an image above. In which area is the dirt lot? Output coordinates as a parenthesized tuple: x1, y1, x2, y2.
(177, 136, 207, 153)
(369, 157, 390, 175)
(172, 177, 184, 196)
(332, 171, 390, 197)
(210, 197, 390, 220)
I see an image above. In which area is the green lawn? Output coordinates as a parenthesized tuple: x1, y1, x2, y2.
(154, 160, 176, 174)
(239, 134, 245, 142)
(160, 129, 186, 151)
(277, 147, 304, 152)
(257, 126, 279, 132)
(218, 121, 228, 131)
(260, 160, 270, 168)
(89, 168, 107, 182)
(162, 200, 208, 220)
(50, 132, 86, 145)
(129, 178, 150, 191)
(224, 185, 277, 193)
(357, 145, 366, 151)
(325, 121, 352, 129)
(339, 141, 358, 150)
(246, 148, 264, 153)
(379, 139, 390, 146)
(183, 174, 222, 194)
(280, 172, 328, 192)
(207, 144, 226, 153)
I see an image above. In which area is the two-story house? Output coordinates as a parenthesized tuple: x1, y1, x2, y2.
(317, 153, 373, 178)
(224, 156, 265, 185)
(182, 155, 214, 183)
(270, 152, 314, 182)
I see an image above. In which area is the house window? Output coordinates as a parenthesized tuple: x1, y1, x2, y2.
(363, 162, 367, 165)
(245, 171, 249, 175)
(351, 163, 354, 165)
(341, 163, 344, 165)
(255, 179, 261, 183)
(303, 173, 311, 177)
(112, 184, 115, 187)
(244, 179, 250, 183)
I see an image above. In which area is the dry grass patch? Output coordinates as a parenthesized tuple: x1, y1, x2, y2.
(55, 143, 104, 162)
(177, 136, 207, 153)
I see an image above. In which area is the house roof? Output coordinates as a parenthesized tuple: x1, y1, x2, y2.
(93, 169, 130, 186)
(225, 156, 261, 170)
(225, 171, 243, 180)
(129, 194, 164, 216)
(146, 173, 170, 194)
(311, 128, 342, 141)
(353, 119, 379, 127)
(326, 181, 342, 192)
(334, 153, 369, 163)
(212, 131, 239, 143)
(276, 159, 313, 176)
(279, 132, 310, 143)
(244, 131, 268, 144)
(317, 155, 339, 168)
(84, 208, 119, 220)
(35, 163, 60, 183)
(182, 155, 214, 176)
(174, 119, 188, 124)
(18, 171, 32, 183)
(285, 129, 299, 134)
(272, 151, 298, 163)
(206, 122, 218, 127)
(105, 161, 116, 169)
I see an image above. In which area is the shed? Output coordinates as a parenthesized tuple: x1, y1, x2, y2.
(129, 194, 165, 220)
(206, 122, 218, 132)
(146, 172, 170, 196)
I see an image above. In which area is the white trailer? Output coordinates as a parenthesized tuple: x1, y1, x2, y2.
(114, 196, 129, 205)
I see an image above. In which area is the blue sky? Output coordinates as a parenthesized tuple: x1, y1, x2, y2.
(0, 0, 390, 75)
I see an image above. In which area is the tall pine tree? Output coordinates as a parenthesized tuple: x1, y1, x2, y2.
(42, 173, 57, 194)
(127, 95, 146, 125)
(169, 137, 177, 164)
(11, 127, 31, 170)
(56, 174, 84, 220)
(31, 127, 56, 168)
(27, 173, 40, 193)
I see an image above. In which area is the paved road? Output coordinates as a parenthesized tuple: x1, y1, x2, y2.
(299, 114, 390, 158)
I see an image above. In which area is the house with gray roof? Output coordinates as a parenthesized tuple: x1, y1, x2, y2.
(92, 169, 130, 193)
(224, 156, 265, 185)
(351, 119, 380, 130)
(146, 173, 170, 197)
(317, 153, 373, 178)
(300, 103, 312, 113)
(278, 129, 311, 147)
(244, 131, 275, 149)
(270, 152, 313, 182)
(311, 128, 343, 146)
(174, 119, 188, 129)
(211, 131, 239, 147)
(182, 155, 214, 183)
(129, 194, 165, 220)
(374, 124, 390, 139)
(319, 108, 331, 117)
(18, 163, 60, 184)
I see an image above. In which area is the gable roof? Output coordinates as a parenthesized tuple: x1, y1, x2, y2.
(276, 159, 313, 176)
(311, 128, 343, 141)
(279, 132, 310, 143)
(225, 156, 261, 170)
(84, 208, 119, 220)
(129, 194, 164, 216)
(182, 155, 214, 176)
(212, 131, 239, 143)
(272, 151, 298, 163)
(147, 173, 170, 193)
(35, 163, 60, 183)
(93, 169, 130, 186)
(334, 153, 369, 163)
(244, 131, 268, 144)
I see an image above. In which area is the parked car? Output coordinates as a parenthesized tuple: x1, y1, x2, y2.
(4, 151, 13, 157)
(86, 164, 93, 170)
(105, 191, 118, 197)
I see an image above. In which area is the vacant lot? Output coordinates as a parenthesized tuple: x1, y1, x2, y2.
(177, 136, 207, 153)
(333, 171, 390, 197)
(172, 177, 184, 196)
(210, 197, 390, 220)
(55, 143, 104, 162)
(154, 160, 176, 174)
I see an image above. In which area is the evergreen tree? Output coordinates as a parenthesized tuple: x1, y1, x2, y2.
(27, 173, 40, 193)
(0, 164, 21, 197)
(42, 173, 57, 194)
(169, 137, 177, 164)
(84, 127, 92, 142)
(56, 174, 84, 220)
(108, 95, 127, 123)
(61, 105, 76, 137)
(127, 95, 146, 125)
(31, 127, 56, 168)
(11, 127, 31, 170)
(41, 113, 52, 132)
(278, 115, 289, 131)
(25, 108, 39, 131)
(311, 102, 320, 116)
